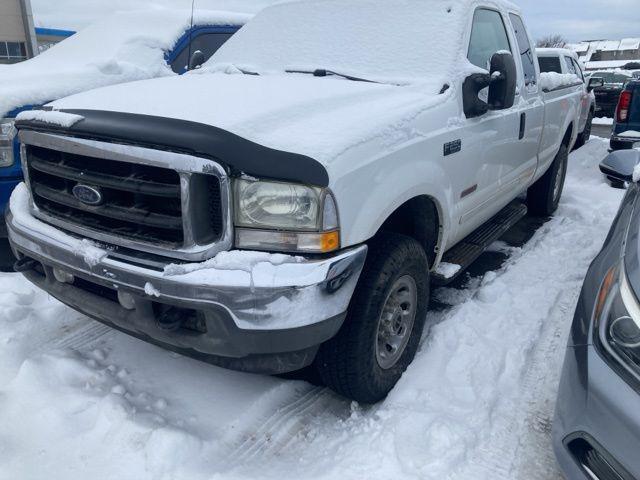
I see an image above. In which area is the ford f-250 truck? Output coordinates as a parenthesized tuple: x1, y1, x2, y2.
(7, 0, 582, 403)
(0, 9, 248, 268)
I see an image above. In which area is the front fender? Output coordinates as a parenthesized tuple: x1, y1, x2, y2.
(329, 139, 453, 260)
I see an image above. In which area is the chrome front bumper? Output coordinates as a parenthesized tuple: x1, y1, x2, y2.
(7, 186, 367, 372)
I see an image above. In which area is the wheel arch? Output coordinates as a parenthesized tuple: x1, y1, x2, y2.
(374, 195, 444, 268)
(563, 122, 575, 147)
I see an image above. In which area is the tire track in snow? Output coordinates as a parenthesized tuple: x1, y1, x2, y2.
(223, 386, 348, 466)
(48, 320, 113, 351)
(460, 284, 573, 480)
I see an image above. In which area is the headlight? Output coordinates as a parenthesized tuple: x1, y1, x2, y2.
(234, 178, 340, 253)
(595, 265, 640, 389)
(0, 118, 16, 168)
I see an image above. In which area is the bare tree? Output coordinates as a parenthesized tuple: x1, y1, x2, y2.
(536, 34, 568, 48)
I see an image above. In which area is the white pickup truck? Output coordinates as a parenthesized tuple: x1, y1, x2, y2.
(536, 47, 603, 148)
(7, 0, 582, 402)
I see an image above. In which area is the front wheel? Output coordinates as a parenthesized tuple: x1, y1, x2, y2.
(574, 111, 593, 150)
(526, 143, 568, 216)
(314, 233, 429, 403)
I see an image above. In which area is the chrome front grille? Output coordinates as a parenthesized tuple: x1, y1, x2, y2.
(19, 130, 232, 262)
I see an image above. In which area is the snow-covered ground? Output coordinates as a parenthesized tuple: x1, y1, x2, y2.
(0, 137, 623, 480)
(593, 116, 614, 125)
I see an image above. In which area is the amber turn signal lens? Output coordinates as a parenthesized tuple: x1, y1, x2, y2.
(320, 231, 340, 253)
(595, 266, 617, 321)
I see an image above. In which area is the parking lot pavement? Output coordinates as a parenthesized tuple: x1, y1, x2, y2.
(592, 123, 612, 140)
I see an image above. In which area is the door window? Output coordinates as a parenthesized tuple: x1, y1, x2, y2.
(509, 14, 536, 86)
(571, 58, 585, 81)
(467, 9, 512, 71)
(564, 56, 577, 75)
(170, 32, 234, 74)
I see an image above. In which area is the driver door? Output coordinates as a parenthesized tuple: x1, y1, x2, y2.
(455, 7, 521, 240)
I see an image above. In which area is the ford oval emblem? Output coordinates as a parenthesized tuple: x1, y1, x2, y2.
(72, 184, 103, 206)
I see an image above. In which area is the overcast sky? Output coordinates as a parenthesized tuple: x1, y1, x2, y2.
(32, 0, 639, 43)
(516, 0, 639, 43)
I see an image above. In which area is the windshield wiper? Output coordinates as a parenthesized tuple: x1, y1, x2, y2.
(285, 68, 383, 84)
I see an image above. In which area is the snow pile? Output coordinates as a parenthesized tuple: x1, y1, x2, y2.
(593, 116, 614, 125)
(633, 162, 640, 183)
(619, 130, 640, 138)
(0, 138, 623, 479)
(435, 262, 462, 279)
(144, 282, 161, 298)
(0, 9, 250, 118)
(164, 250, 301, 277)
(31, 0, 275, 31)
(539, 72, 580, 91)
(16, 110, 84, 128)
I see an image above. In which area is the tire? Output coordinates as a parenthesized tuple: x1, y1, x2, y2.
(526, 143, 569, 217)
(315, 232, 430, 403)
(574, 111, 593, 150)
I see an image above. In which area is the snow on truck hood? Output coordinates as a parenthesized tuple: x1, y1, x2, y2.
(0, 9, 251, 119)
(48, 73, 447, 165)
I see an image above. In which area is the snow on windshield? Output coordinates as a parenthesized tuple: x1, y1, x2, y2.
(208, 0, 479, 87)
(0, 9, 250, 118)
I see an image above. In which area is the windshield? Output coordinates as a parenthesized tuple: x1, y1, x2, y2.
(206, 0, 473, 86)
(592, 71, 631, 85)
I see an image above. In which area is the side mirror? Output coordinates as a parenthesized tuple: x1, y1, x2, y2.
(188, 50, 206, 71)
(588, 77, 604, 92)
(462, 73, 491, 118)
(463, 52, 516, 118)
(488, 52, 517, 110)
(599, 150, 640, 185)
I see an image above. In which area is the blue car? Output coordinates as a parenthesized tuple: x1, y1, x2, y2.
(0, 9, 249, 267)
(611, 80, 640, 152)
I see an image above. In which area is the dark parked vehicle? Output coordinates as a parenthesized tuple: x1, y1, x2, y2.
(553, 148, 640, 479)
(592, 71, 633, 118)
(611, 80, 640, 151)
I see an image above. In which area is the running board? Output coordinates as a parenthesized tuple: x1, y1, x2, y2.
(432, 201, 528, 285)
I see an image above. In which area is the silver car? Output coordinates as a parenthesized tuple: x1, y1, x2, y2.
(554, 148, 640, 479)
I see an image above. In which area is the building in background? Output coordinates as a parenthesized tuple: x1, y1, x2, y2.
(0, 0, 37, 64)
(35, 27, 75, 52)
(568, 38, 640, 71)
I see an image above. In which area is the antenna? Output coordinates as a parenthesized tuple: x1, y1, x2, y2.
(187, 0, 196, 72)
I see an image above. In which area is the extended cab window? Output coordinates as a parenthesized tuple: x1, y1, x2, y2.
(509, 13, 536, 86)
(571, 59, 585, 81)
(467, 9, 511, 70)
(538, 56, 561, 73)
(170, 32, 234, 74)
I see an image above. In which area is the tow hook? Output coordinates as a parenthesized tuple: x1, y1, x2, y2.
(156, 306, 186, 332)
(13, 256, 39, 273)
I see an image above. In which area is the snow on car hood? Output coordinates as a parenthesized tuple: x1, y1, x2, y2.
(48, 72, 450, 165)
(0, 9, 251, 118)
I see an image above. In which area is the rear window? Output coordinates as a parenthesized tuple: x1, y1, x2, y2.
(538, 56, 561, 74)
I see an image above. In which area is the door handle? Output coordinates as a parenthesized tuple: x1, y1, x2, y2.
(519, 112, 526, 140)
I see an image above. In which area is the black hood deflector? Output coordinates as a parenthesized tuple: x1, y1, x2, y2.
(16, 109, 329, 187)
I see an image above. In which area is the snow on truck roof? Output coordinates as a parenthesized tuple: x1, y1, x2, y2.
(208, 0, 522, 87)
(536, 48, 579, 60)
(0, 9, 251, 118)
